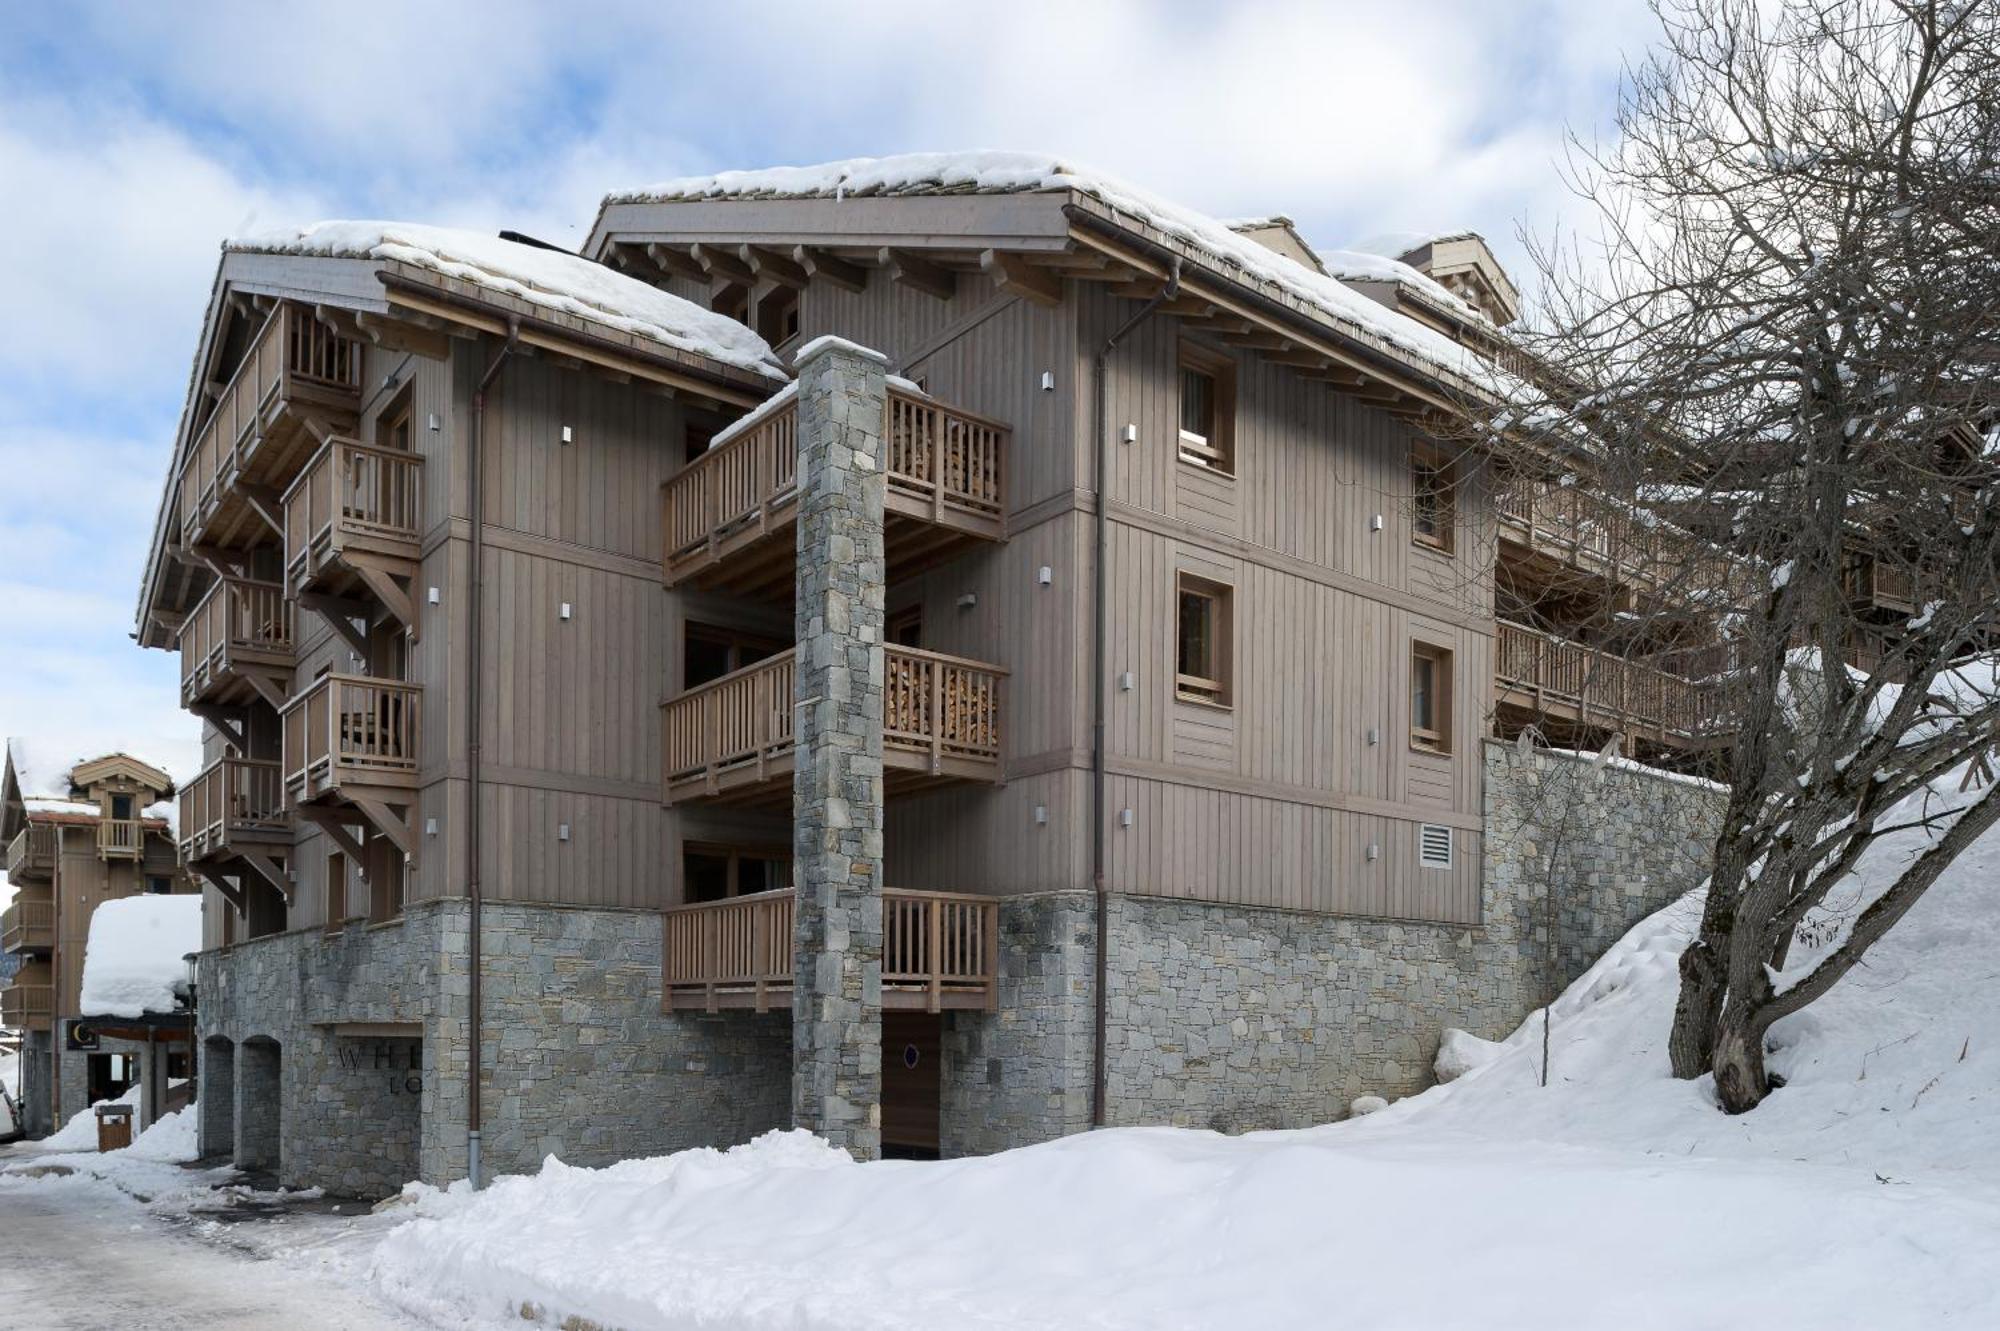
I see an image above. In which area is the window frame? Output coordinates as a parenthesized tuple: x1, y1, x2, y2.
(682, 841, 794, 905)
(1176, 341, 1237, 475)
(1174, 572, 1234, 708)
(1409, 641, 1454, 754)
(1410, 445, 1457, 554)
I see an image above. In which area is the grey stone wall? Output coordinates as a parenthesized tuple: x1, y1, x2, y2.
(196, 898, 790, 1196)
(790, 337, 889, 1161)
(940, 892, 1096, 1156)
(938, 742, 1724, 1146)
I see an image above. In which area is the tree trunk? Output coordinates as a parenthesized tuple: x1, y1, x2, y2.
(1668, 937, 1727, 1077)
(1710, 1005, 1772, 1114)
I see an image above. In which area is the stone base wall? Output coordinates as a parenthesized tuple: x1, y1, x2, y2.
(197, 898, 790, 1196)
(939, 742, 1722, 1147)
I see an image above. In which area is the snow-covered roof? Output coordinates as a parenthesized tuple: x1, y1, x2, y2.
(1348, 230, 1479, 263)
(1310, 243, 1487, 323)
(611, 152, 1520, 399)
(78, 895, 202, 1019)
(227, 222, 789, 382)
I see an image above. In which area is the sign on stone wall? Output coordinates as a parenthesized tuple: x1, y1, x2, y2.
(336, 1038, 423, 1096)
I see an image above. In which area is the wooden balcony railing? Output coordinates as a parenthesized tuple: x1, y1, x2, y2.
(177, 303, 363, 549)
(1495, 473, 1738, 598)
(178, 575, 292, 707)
(282, 673, 422, 803)
(662, 644, 1005, 802)
(1, 981, 53, 1028)
(283, 437, 423, 597)
(661, 385, 1007, 587)
(5, 824, 56, 881)
(662, 886, 999, 1013)
(1842, 556, 1919, 616)
(180, 757, 288, 861)
(1495, 620, 1734, 742)
(1, 899, 53, 953)
(97, 818, 143, 860)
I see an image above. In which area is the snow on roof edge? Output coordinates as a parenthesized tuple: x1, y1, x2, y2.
(608, 153, 1521, 400)
(226, 221, 789, 383)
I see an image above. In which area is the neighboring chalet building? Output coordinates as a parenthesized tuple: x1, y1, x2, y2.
(1, 744, 187, 1137)
(135, 153, 1727, 1197)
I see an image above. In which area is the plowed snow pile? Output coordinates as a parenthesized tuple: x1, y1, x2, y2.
(370, 764, 2000, 1330)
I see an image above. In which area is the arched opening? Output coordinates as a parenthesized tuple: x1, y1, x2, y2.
(200, 1035, 235, 1160)
(235, 1036, 281, 1173)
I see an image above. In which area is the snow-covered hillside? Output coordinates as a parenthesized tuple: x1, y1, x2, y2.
(365, 764, 2000, 1330)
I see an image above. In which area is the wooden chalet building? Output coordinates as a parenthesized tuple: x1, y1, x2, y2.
(135, 154, 1730, 1195)
(2, 744, 189, 1137)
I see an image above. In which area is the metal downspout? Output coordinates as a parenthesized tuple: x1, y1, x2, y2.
(466, 318, 519, 1189)
(1090, 258, 1180, 1128)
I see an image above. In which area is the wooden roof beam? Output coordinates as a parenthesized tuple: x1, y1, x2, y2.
(644, 243, 708, 282)
(741, 245, 808, 289)
(980, 250, 1062, 308)
(792, 245, 868, 292)
(691, 243, 756, 285)
(880, 248, 956, 301)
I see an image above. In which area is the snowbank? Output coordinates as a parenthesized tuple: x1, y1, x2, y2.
(230, 222, 788, 382)
(363, 757, 2000, 1330)
(79, 894, 201, 1018)
(616, 152, 1520, 399)
(40, 1084, 141, 1152)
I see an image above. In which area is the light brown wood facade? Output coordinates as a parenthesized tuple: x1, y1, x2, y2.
(2, 757, 184, 1034)
(134, 179, 1735, 980)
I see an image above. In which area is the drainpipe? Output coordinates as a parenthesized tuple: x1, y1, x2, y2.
(465, 317, 519, 1189)
(1090, 257, 1180, 1129)
(50, 824, 63, 1129)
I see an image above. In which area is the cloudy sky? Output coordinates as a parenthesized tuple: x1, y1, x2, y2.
(0, 0, 1658, 788)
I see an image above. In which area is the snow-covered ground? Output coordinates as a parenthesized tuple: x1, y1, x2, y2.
(6, 764, 1994, 1329)
(357, 762, 2000, 1330)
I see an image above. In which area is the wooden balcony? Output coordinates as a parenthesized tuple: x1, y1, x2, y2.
(2, 978, 53, 1032)
(662, 645, 1005, 805)
(662, 887, 999, 1014)
(1, 898, 53, 954)
(179, 757, 290, 865)
(1495, 474, 1736, 603)
(177, 303, 363, 553)
(1495, 620, 1734, 746)
(284, 437, 423, 632)
(1843, 555, 1918, 618)
(98, 818, 143, 860)
(662, 385, 1007, 598)
(282, 673, 422, 807)
(179, 575, 293, 711)
(5, 824, 56, 883)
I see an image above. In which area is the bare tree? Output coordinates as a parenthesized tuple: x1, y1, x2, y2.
(1499, 0, 2000, 1111)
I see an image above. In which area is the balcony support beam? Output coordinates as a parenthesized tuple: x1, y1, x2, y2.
(188, 703, 248, 754)
(238, 850, 292, 904)
(349, 795, 416, 861)
(239, 483, 287, 542)
(192, 864, 248, 915)
(296, 806, 371, 867)
(792, 246, 868, 293)
(298, 592, 372, 662)
(347, 554, 420, 641)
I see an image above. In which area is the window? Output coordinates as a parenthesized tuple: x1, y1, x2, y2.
(755, 288, 800, 347)
(1419, 824, 1455, 869)
(683, 844, 793, 904)
(684, 622, 786, 689)
(712, 284, 749, 325)
(1410, 643, 1453, 753)
(887, 605, 924, 649)
(1411, 449, 1456, 552)
(379, 398, 412, 454)
(1175, 573, 1233, 706)
(326, 851, 346, 933)
(683, 419, 719, 465)
(147, 875, 172, 896)
(1177, 343, 1236, 473)
(367, 833, 404, 924)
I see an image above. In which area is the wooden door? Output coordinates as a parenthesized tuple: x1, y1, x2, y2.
(880, 1012, 941, 1157)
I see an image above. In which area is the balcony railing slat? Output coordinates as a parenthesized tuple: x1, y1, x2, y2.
(1495, 620, 1738, 740)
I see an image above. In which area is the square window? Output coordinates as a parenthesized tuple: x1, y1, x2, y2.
(1176, 573, 1232, 706)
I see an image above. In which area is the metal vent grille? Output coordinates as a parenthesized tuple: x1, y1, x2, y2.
(1419, 823, 1454, 869)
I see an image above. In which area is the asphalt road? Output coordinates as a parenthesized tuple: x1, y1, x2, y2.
(0, 1183, 413, 1330)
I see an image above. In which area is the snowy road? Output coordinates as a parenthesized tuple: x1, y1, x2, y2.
(0, 1183, 411, 1331)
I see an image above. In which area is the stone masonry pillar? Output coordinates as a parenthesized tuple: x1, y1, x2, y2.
(790, 337, 888, 1160)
